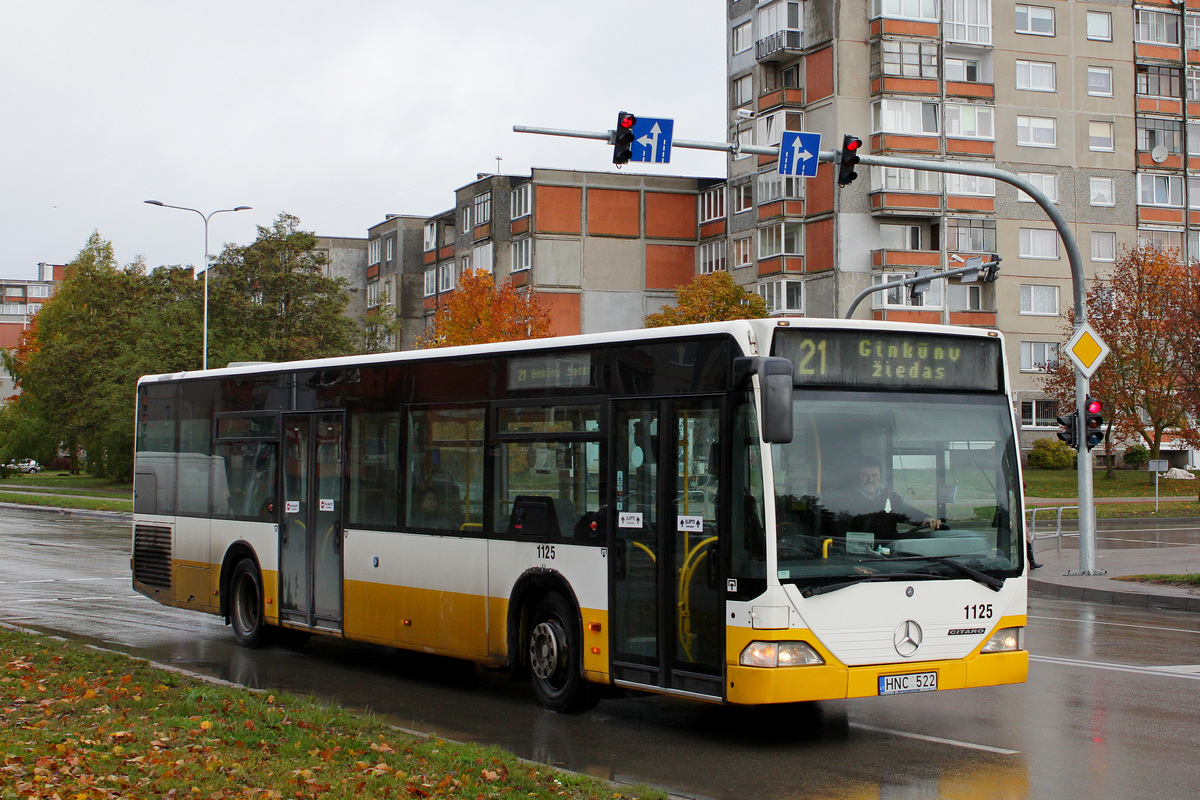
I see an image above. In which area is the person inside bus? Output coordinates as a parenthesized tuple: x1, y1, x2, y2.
(410, 488, 451, 529)
(830, 456, 942, 540)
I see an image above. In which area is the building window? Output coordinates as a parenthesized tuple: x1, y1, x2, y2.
(1188, 15, 1200, 49)
(473, 193, 491, 226)
(948, 282, 983, 311)
(472, 242, 492, 273)
(943, 174, 993, 196)
(511, 184, 531, 219)
(1016, 60, 1056, 92)
(1139, 228, 1183, 254)
(1090, 177, 1115, 206)
(460, 204, 472, 230)
(1017, 172, 1058, 203)
(873, 273, 941, 308)
(944, 57, 981, 83)
(1086, 11, 1112, 41)
(732, 21, 752, 54)
(28, 285, 50, 298)
(1091, 231, 1117, 262)
(871, 39, 939, 79)
(944, 0, 991, 45)
(368, 238, 381, 265)
(367, 279, 380, 308)
(700, 186, 726, 223)
(1089, 121, 1114, 152)
(1021, 341, 1059, 372)
(735, 127, 754, 159)
(759, 222, 803, 258)
(423, 222, 437, 252)
(1137, 65, 1182, 99)
(758, 279, 804, 315)
(439, 261, 456, 293)
(1016, 115, 1056, 147)
(879, 224, 923, 250)
(874, 167, 941, 193)
(873, 99, 939, 135)
(1139, 174, 1184, 207)
(424, 268, 436, 297)
(734, 182, 753, 212)
(734, 237, 752, 268)
(700, 241, 727, 273)
(946, 217, 996, 252)
(757, 109, 802, 148)
(512, 238, 531, 272)
(1014, 4, 1054, 36)
(1088, 67, 1113, 97)
(758, 172, 803, 203)
(733, 74, 753, 106)
(1136, 10, 1179, 45)
(1021, 400, 1059, 428)
(872, 0, 939, 23)
(1020, 284, 1058, 315)
(944, 103, 994, 139)
(1020, 228, 1059, 259)
(1137, 117, 1183, 154)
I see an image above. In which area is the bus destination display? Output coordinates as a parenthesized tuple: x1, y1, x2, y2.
(774, 329, 1002, 391)
(508, 354, 594, 390)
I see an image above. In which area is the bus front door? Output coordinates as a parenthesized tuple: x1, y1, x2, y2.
(279, 413, 345, 631)
(611, 399, 724, 700)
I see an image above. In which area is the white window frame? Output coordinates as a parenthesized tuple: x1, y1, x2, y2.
(758, 172, 804, 203)
(872, 273, 942, 309)
(1016, 115, 1057, 148)
(1021, 341, 1059, 372)
(733, 74, 753, 106)
(460, 204, 472, 230)
(1091, 231, 1117, 262)
(1021, 399, 1060, 428)
(1019, 228, 1059, 259)
(1017, 172, 1058, 204)
(1139, 173, 1184, 207)
(700, 241, 727, 274)
(944, 173, 994, 196)
(423, 269, 436, 297)
(758, 278, 804, 315)
(871, 0, 939, 23)
(735, 127, 754, 160)
(948, 281, 983, 311)
(734, 182, 753, 213)
(944, 103, 994, 139)
(28, 285, 50, 298)
(945, 57, 981, 83)
(1089, 121, 1115, 152)
(1014, 4, 1054, 36)
(1088, 67, 1113, 98)
(368, 238, 381, 265)
(873, 166, 941, 193)
(758, 221, 803, 258)
(1019, 284, 1058, 315)
(732, 21, 752, 54)
(366, 279, 380, 309)
(734, 237, 752, 268)
(944, 0, 991, 45)
(873, 98, 940, 136)
(1090, 177, 1115, 207)
(1138, 228, 1183, 253)
(1136, 10, 1179, 45)
(423, 222, 437, 252)
(1188, 14, 1200, 50)
(439, 261, 457, 293)
(511, 184, 531, 219)
(512, 237, 531, 272)
(472, 241, 492, 274)
(700, 185, 726, 223)
(1086, 11, 1112, 42)
(1015, 60, 1056, 92)
(879, 223, 923, 250)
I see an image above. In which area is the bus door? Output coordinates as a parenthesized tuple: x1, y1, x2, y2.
(610, 399, 724, 699)
(279, 412, 345, 631)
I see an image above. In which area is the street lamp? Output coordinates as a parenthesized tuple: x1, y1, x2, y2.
(144, 200, 251, 370)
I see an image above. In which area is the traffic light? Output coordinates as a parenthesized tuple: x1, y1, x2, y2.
(613, 112, 637, 165)
(980, 253, 1002, 282)
(1084, 397, 1105, 450)
(838, 134, 862, 186)
(1057, 411, 1078, 450)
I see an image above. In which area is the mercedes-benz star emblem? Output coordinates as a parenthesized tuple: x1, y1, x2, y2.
(893, 619, 923, 658)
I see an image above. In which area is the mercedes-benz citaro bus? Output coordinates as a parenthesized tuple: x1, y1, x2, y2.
(132, 318, 1028, 711)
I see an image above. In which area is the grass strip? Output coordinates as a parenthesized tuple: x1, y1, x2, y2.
(0, 627, 662, 800)
(0, 491, 132, 513)
(1112, 574, 1200, 588)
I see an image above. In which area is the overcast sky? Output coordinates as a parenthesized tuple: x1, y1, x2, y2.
(1, 0, 728, 279)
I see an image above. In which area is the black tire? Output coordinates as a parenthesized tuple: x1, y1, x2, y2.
(528, 592, 598, 712)
(229, 559, 269, 648)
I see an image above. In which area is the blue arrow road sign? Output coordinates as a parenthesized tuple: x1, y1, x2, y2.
(630, 117, 674, 164)
(778, 131, 821, 177)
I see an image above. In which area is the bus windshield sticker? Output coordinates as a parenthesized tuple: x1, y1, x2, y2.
(774, 329, 1002, 391)
(285, 500, 300, 514)
(619, 512, 643, 529)
(677, 515, 704, 533)
(319, 499, 334, 512)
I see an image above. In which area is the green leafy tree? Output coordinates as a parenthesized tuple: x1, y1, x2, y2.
(206, 213, 358, 365)
(644, 271, 769, 327)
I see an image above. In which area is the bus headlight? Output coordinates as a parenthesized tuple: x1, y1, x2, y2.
(739, 641, 825, 668)
(980, 627, 1024, 653)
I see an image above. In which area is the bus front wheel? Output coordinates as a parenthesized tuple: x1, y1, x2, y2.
(229, 559, 268, 648)
(528, 592, 597, 712)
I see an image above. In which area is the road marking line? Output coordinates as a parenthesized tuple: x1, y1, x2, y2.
(18, 580, 54, 584)
(1032, 654, 1200, 680)
(851, 723, 1019, 755)
(1148, 664, 1200, 674)
(1030, 614, 1200, 636)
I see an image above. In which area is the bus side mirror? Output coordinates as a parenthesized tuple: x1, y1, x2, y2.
(735, 357, 793, 444)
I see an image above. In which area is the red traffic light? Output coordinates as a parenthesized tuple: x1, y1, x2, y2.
(1086, 398, 1103, 415)
(844, 137, 862, 153)
(618, 112, 637, 129)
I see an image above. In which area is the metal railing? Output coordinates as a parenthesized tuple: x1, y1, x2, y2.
(755, 29, 803, 61)
(1027, 506, 1079, 553)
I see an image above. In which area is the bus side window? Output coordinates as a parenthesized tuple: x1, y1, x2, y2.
(506, 496, 560, 539)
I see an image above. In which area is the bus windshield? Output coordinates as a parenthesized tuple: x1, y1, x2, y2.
(771, 390, 1022, 590)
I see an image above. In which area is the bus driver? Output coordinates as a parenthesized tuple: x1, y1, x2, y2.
(833, 456, 942, 539)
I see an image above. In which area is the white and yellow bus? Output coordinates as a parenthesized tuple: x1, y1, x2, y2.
(132, 318, 1028, 711)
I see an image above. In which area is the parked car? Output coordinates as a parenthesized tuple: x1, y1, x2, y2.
(7, 459, 41, 474)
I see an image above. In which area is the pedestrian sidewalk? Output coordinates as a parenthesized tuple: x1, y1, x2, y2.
(1029, 542, 1200, 613)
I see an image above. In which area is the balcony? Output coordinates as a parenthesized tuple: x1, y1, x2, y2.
(756, 29, 803, 62)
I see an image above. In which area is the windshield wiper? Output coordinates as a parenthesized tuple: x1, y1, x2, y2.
(800, 571, 951, 598)
(880, 555, 1004, 592)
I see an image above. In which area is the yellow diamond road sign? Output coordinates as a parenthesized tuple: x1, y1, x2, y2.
(1065, 322, 1109, 378)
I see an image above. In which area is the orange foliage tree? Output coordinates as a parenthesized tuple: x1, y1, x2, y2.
(415, 269, 551, 348)
(1040, 244, 1200, 467)
(644, 271, 768, 327)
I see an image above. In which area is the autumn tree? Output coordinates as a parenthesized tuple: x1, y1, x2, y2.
(416, 269, 551, 348)
(644, 271, 769, 327)
(1040, 244, 1200, 470)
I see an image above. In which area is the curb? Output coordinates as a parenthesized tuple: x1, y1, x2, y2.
(1029, 576, 1200, 613)
(0, 501, 132, 522)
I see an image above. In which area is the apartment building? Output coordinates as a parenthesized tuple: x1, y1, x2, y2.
(0, 263, 63, 398)
(724, 0, 1193, 459)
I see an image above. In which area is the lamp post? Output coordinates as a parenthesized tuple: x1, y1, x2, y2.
(144, 201, 251, 370)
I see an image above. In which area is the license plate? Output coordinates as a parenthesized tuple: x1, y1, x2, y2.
(878, 671, 938, 695)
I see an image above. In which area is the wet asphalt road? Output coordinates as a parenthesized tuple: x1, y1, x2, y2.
(2, 509, 1200, 799)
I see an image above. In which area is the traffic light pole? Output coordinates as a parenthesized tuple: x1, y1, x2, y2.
(515, 123, 1101, 574)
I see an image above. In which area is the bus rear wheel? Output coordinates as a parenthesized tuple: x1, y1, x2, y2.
(229, 559, 268, 648)
(528, 592, 597, 712)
